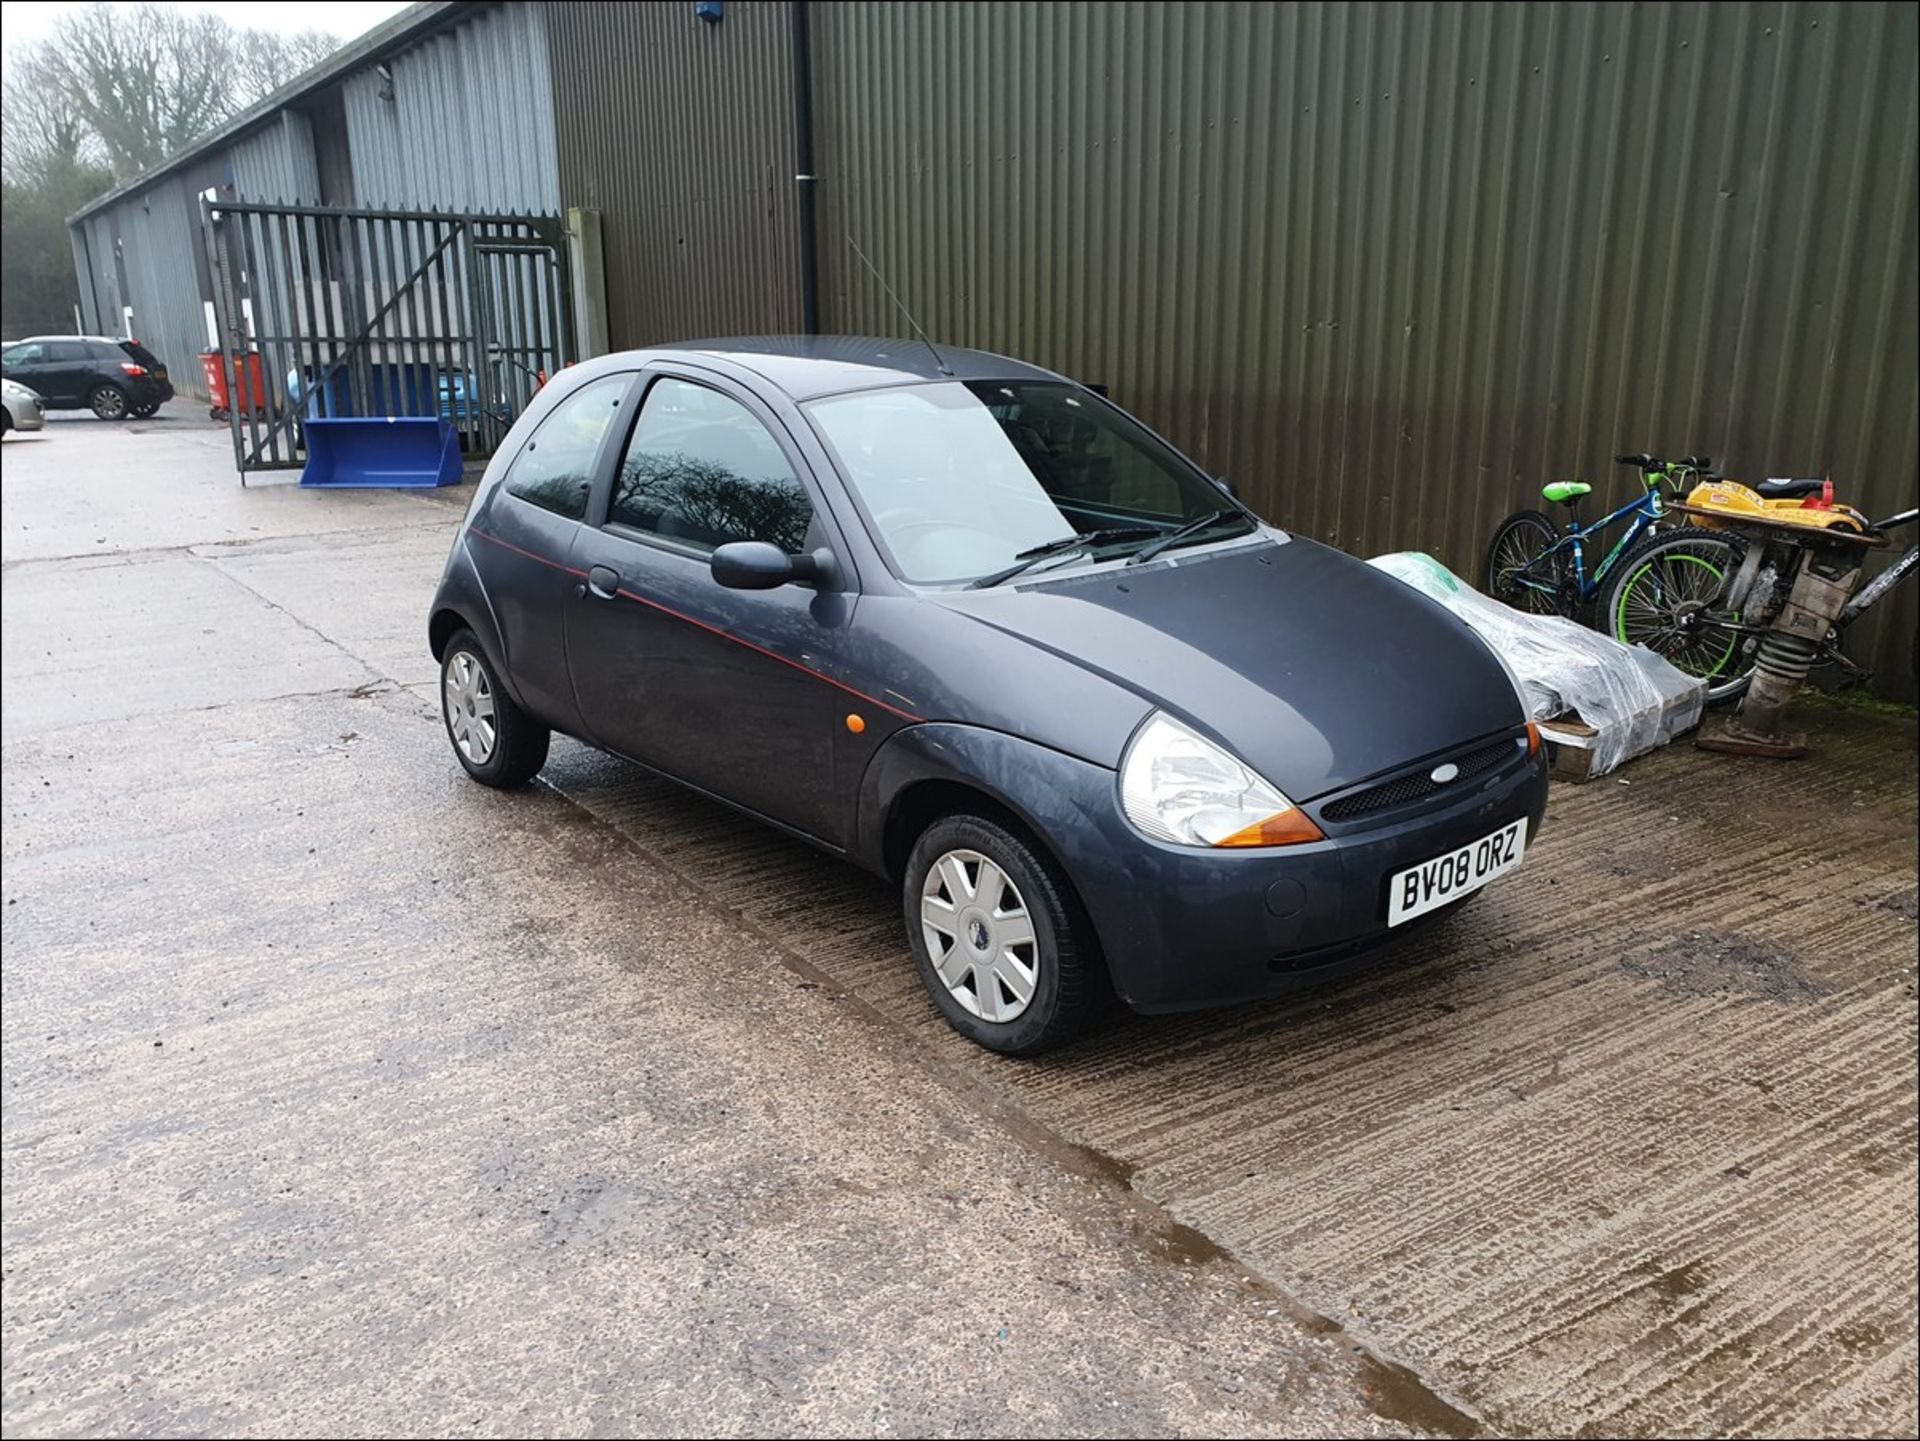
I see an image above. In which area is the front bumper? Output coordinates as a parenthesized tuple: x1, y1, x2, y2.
(4, 398, 44, 430)
(1048, 733, 1550, 1012)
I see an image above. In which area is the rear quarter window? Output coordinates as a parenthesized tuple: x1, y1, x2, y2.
(501, 375, 630, 521)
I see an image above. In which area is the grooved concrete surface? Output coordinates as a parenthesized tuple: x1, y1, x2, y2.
(1, 420, 1404, 1439)
(5, 417, 1916, 1438)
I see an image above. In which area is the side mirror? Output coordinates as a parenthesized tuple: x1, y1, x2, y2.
(1214, 474, 1239, 499)
(710, 541, 835, 590)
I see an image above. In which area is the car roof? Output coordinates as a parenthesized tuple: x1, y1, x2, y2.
(14, 334, 131, 345)
(654, 335, 1066, 402)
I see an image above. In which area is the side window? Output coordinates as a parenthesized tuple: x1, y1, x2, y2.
(46, 341, 89, 363)
(610, 377, 813, 554)
(3, 344, 44, 367)
(502, 374, 629, 521)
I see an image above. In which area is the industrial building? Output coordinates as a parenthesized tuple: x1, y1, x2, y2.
(69, 0, 1918, 694)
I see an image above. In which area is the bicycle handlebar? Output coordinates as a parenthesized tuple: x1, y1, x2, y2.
(1615, 451, 1713, 472)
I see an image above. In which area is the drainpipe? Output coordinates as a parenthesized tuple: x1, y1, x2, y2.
(789, 0, 820, 334)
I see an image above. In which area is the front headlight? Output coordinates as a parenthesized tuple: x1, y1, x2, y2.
(1119, 712, 1323, 848)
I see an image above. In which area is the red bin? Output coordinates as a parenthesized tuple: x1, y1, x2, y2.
(202, 349, 266, 421)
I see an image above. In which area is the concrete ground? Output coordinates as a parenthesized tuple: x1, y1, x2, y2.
(3, 413, 1915, 1438)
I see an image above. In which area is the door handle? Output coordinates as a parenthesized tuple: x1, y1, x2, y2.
(587, 564, 621, 601)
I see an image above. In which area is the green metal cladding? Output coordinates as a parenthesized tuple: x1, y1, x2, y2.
(550, 1, 1919, 696)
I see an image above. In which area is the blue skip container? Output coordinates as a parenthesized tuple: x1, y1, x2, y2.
(299, 416, 461, 489)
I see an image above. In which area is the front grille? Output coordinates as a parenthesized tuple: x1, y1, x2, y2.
(1319, 736, 1520, 822)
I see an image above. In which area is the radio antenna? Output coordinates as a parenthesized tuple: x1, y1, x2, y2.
(846, 234, 952, 376)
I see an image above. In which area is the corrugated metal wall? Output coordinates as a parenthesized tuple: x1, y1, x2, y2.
(72, 179, 211, 394)
(342, 1, 560, 214)
(803, 0, 1917, 695)
(230, 113, 322, 205)
(120, 175, 216, 386)
(547, 0, 801, 343)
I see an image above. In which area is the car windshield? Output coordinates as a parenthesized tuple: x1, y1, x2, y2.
(804, 380, 1251, 584)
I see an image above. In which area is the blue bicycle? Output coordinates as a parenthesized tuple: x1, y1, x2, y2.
(1484, 451, 1726, 618)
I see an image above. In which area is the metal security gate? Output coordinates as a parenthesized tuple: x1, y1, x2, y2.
(201, 199, 573, 480)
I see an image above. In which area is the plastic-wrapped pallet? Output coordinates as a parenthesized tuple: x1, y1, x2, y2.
(1367, 552, 1706, 778)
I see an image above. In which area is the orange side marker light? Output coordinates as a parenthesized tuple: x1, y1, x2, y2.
(845, 713, 866, 734)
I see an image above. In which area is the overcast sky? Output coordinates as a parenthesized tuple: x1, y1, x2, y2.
(1, 1, 413, 62)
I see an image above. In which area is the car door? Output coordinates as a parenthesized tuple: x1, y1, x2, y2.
(567, 369, 855, 846)
(465, 372, 638, 734)
(41, 341, 93, 405)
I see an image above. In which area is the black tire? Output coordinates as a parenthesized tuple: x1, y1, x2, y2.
(0, 409, 10, 436)
(88, 384, 130, 421)
(439, 628, 549, 787)
(904, 812, 1098, 1056)
(131, 401, 160, 419)
(1598, 526, 1755, 706)
(1486, 509, 1573, 616)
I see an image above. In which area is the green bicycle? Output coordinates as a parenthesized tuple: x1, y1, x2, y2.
(1485, 452, 1756, 702)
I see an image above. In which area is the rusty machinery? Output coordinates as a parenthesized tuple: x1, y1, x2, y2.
(1670, 480, 1889, 759)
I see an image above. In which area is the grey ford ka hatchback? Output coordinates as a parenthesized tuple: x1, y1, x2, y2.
(429, 337, 1548, 1053)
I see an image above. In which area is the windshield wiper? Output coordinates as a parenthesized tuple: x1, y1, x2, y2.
(967, 527, 1162, 589)
(1126, 509, 1248, 566)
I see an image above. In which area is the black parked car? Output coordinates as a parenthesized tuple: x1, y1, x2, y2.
(428, 337, 1548, 1054)
(0, 335, 174, 420)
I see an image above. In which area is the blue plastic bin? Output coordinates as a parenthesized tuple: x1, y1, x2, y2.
(299, 416, 461, 489)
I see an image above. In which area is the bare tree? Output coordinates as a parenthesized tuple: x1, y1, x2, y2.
(233, 29, 346, 107)
(28, 4, 232, 178)
(2, 55, 106, 188)
(24, 4, 344, 180)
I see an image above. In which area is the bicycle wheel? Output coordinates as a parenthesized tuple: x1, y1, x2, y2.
(1600, 526, 1756, 705)
(1485, 510, 1573, 617)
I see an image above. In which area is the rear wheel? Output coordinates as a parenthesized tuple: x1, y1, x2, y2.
(88, 384, 130, 421)
(1486, 509, 1573, 616)
(1600, 527, 1756, 704)
(439, 629, 549, 786)
(131, 400, 160, 419)
(904, 813, 1097, 1055)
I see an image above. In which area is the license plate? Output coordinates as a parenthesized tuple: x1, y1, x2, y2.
(1387, 819, 1527, 927)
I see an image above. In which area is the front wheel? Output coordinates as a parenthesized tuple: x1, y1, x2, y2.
(904, 814, 1098, 1055)
(1599, 526, 1756, 705)
(1485, 510, 1573, 616)
(131, 401, 160, 419)
(88, 384, 130, 421)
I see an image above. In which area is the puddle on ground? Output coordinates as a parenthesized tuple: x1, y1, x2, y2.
(1355, 1351, 1483, 1439)
(1639, 1257, 1712, 1305)
(1070, 1138, 1481, 1437)
(1620, 930, 1828, 1003)
(1833, 1321, 1887, 1355)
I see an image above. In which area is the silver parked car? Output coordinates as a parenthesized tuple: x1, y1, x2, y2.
(1, 377, 46, 436)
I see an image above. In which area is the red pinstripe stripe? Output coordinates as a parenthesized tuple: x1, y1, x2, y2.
(467, 527, 922, 723)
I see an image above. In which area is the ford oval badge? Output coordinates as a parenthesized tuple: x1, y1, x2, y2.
(1430, 762, 1460, 784)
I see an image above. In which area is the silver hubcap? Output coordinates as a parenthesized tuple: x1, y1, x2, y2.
(921, 849, 1038, 1023)
(443, 650, 497, 765)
